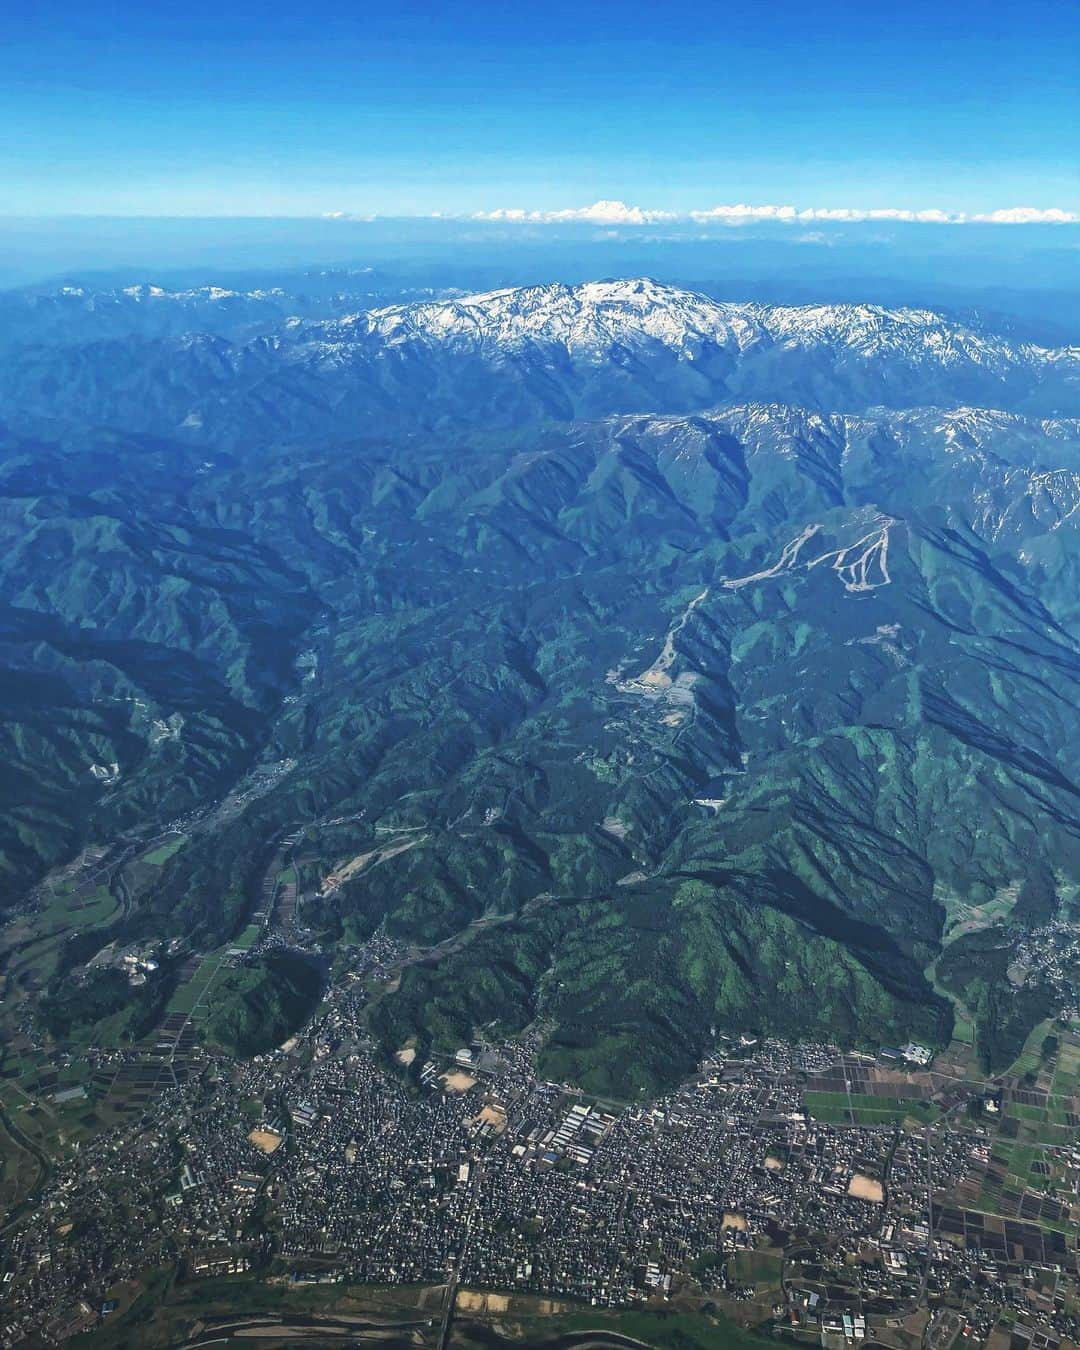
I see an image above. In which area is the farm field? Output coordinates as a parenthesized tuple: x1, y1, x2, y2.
(142, 836, 188, 867)
(803, 1089, 939, 1127)
(164, 949, 229, 1020)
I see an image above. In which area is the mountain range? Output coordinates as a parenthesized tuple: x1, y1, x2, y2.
(2, 277, 1079, 1094)
(2, 278, 1077, 444)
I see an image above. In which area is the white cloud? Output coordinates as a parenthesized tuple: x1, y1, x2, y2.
(474, 199, 677, 225)
(474, 200, 1078, 226)
(323, 201, 1078, 227)
(970, 206, 1078, 224)
(475, 207, 529, 221)
(691, 204, 1075, 224)
(688, 203, 799, 221)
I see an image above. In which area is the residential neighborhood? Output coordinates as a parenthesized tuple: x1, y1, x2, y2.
(1, 927, 1078, 1348)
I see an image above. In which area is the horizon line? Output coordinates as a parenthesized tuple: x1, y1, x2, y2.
(1, 200, 1079, 227)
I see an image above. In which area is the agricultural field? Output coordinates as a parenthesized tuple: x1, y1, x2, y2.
(164, 948, 229, 1020)
(947, 1031, 1080, 1239)
(230, 924, 263, 951)
(1, 881, 121, 1002)
(728, 1249, 783, 1293)
(0, 1041, 166, 1155)
(1051, 1038, 1080, 1097)
(1006, 1020, 1057, 1082)
(142, 836, 188, 867)
(995, 1027, 1080, 1148)
(40, 882, 118, 931)
(972, 1136, 1077, 1236)
(999, 1097, 1078, 1147)
(803, 1089, 939, 1128)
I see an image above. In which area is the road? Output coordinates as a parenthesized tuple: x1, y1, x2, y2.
(918, 1123, 934, 1309)
(436, 1158, 484, 1350)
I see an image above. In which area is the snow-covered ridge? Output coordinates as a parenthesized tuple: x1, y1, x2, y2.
(301, 278, 1079, 375)
(701, 402, 1080, 463)
(15, 278, 1078, 387)
(119, 284, 287, 301)
(592, 403, 1080, 545)
(3, 278, 1075, 439)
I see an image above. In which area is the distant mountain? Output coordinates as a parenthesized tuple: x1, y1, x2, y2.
(0, 280, 1075, 447)
(1, 279, 1079, 1093)
(0, 277, 467, 353)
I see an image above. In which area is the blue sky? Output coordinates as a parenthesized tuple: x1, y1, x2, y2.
(3, 0, 1078, 218)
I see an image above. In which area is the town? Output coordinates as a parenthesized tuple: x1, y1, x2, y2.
(1, 924, 1078, 1350)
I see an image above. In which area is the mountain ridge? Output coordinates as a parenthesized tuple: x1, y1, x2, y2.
(1, 280, 1077, 449)
(1, 279, 1079, 1092)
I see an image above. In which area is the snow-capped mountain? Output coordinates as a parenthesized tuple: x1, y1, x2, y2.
(0, 279, 1076, 445)
(326, 278, 1066, 377)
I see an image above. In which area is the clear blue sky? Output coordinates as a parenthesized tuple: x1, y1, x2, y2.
(4, 0, 1077, 217)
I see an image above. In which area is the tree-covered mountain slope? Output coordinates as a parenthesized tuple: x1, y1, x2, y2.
(1, 280, 1079, 1093)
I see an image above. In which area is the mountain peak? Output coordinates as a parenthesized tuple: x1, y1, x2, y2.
(327, 279, 1064, 375)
